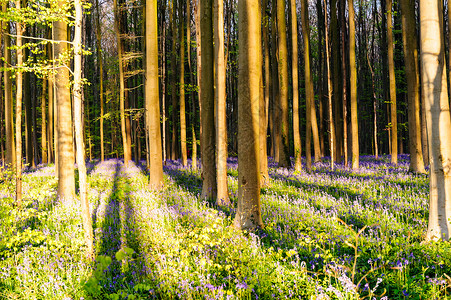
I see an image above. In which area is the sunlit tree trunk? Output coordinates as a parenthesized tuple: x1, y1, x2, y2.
(420, 0, 451, 241)
(200, 0, 217, 199)
(114, 0, 131, 166)
(387, 0, 397, 165)
(15, 1, 23, 204)
(55, 3, 75, 203)
(3, 3, 15, 168)
(291, 0, 301, 172)
(73, 0, 93, 258)
(261, 0, 270, 184)
(180, 3, 188, 166)
(146, 0, 164, 188)
(214, 0, 229, 205)
(41, 79, 48, 164)
(349, 0, 359, 169)
(400, 0, 425, 173)
(276, 0, 291, 168)
(234, 0, 263, 230)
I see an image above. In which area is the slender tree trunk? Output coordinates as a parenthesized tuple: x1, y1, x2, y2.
(214, 0, 229, 204)
(73, 0, 93, 258)
(3, 4, 15, 168)
(193, 0, 201, 171)
(324, 0, 334, 170)
(234, 0, 263, 230)
(317, 0, 325, 158)
(180, 3, 188, 166)
(276, 0, 291, 168)
(340, 0, 348, 168)
(261, 0, 270, 183)
(331, 0, 342, 163)
(387, 0, 397, 165)
(349, 0, 359, 169)
(170, 0, 177, 161)
(24, 68, 34, 168)
(95, 0, 104, 162)
(55, 4, 75, 203)
(291, 0, 301, 172)
(146, 0, 164, 188)
(271, 0, 280, 163)
(41, 79, 48, 164)
(114, 0, 131, 166)
(420, 0, 451, 241)
(15, 3, 23, 205)
(400, 0, 425, 173)
(200, 0, 217, 199)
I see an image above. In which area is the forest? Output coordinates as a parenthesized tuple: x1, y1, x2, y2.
(1, 0, 451, 298)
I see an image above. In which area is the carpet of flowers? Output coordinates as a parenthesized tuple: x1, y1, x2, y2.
(0, 154, 450, 299)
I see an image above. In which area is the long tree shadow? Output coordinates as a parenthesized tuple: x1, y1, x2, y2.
(87, 160, 146, 295)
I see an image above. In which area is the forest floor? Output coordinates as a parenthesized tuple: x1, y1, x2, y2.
(0, 155, 450, 299)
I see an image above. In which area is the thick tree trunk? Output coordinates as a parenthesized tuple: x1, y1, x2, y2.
(276, 0, 291, 168)
(214, 0, 229, 205)
(200, 0, 217, 199)
(3, 4, 15, 168)
(73, 0, 94, 258)
(146, 0, 164, 188)
(234, 0, 263, 230)
(400, 0, 425, 173)
(55, 6, 75, 203)
(291, 0, 301, 172)
(349, 0, 359, 169)
(420, 0, 451, 241)
(387, 0, 397, 165)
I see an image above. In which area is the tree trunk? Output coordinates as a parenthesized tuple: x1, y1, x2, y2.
(95, 0, 104, 162)
(349, 0, 359, 169)
(180, 2, 188, 166)
(15, 2, 23, 205)
(3, 3, 15, 168)
(55, 5, 75, 203)
(146, 0, 164, 188)
(73, 0, 94, 258)
(387, 0, 397, 165)
(331, 0, 342, 163)
(214, 0, 229, 205)
(324, 0, 334, 170)
(291, 0, 301, 172)
(420, 0, 451, 241)
(114, 0, 131, 166)
(41, 79, 48, 164)
(234, 0, 263, 230)
(200, 0, 217, 199)
(400, 0, 425, 173)
(271, 0, 280, 163)
(261, 0, 270, 183)
(340, 0, 348, 168)
(276, 0, 291, 168)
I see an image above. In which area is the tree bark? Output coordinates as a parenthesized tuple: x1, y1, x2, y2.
(73, 0, 94, 258)
(234, 0, 263, 230)
(15, 1, 23, 205)
(387, 0, 397, 165)
(261, 0, 270, 183)
(400, 0, 425, 173)
(146, 0, 164, 188)
(3, 3, 15, 168)
(291, 0, 301, 172)
(180, 2, 188, 166)
(55, 4, 75, 203)
(324, 0, 334, 170)
(41, 79, 48, 164)
(349, 0, 359, 169)
(276, 0, 291, 168)
(95, 0, 105, 162)
(214, 0, 229, 205)
(200, 0, 217, 199)
(420, 0, 451, 241)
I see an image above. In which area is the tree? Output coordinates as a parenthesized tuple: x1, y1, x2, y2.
(291, 0, 301, 172)
(55, 0, 75, 203)
(95, 0, 105, 162)
(3, 3, 15, 168)
(323, 0, 334, 170)
(200, 0, 217, 200)
(214, 0, 229, 205)
(400, 0, 425, 173)
(180, 2, 188, 166)
(261, 0, 270, 184)
(386, 0, 397, 165)
(234, 0, 263, 230)
(146, 0, 164, 188)
(276, 0, 291, 168)
(349, 0, 359, 169)
(420, 0, 451, 241)
(73, 0, 93, 257)
(15, 0, 24, 204)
